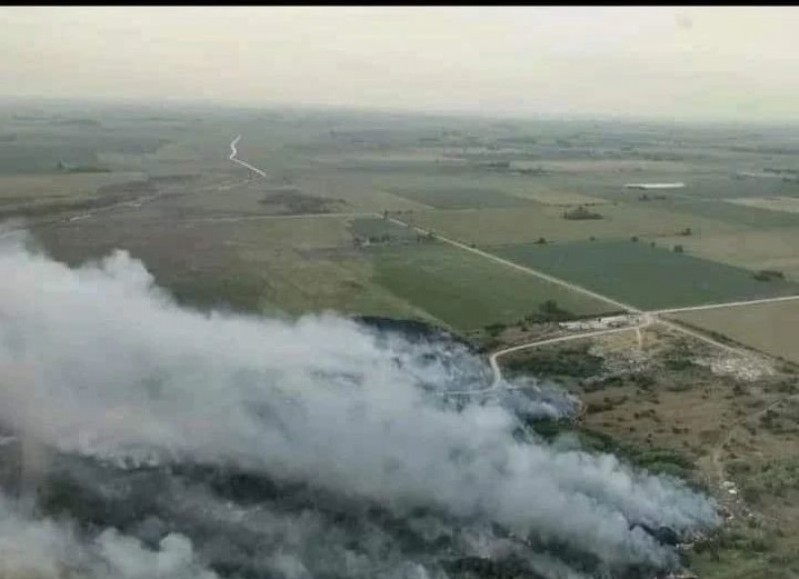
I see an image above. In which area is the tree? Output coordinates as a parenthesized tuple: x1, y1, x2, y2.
(535, 237, 548, 245)
(673, 244, 684, 253)
(563, 205, 602, 220)
(630, 236, 639, 242)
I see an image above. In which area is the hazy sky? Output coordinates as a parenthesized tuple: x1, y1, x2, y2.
(2, 6, 799, 121)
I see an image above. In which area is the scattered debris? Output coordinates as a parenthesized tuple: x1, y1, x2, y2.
(559, 314, 642, 332)
(692, 353, 775, 382)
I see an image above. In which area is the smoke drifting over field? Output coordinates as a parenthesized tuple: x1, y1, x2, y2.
(0, 228, 719, 578)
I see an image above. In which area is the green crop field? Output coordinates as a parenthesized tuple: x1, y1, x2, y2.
(369, 242, 614, 331)
(494, 239, 799, 310)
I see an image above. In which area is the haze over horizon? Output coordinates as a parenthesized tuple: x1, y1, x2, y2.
(3, 6, 799, 123)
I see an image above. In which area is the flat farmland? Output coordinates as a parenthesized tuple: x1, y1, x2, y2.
(385, 186, 536, 209)
(654, 227, 799, 280)
(369, 242, 614, 331)
(296, 171, 433, 211)
(0, 171, 148, 202)
(513, 159, 692, 174)
(33, 213, 431, 322)
(238, 248, 436, 322)
(402, 202, 743, 246)
(726, 196, 799, 214)
(666, 199, 799, 228)
(493, 239, 799, 310)
(667, 300, 799, 363)
(512, 186, 609, 206)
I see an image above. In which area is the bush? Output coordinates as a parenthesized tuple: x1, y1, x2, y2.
(753, 269, 785, 282)
(506, 343, 602, 378)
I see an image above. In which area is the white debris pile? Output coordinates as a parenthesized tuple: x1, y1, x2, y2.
(559, 314, 641, 332)
(721, 480, 739, 496)
(692, 354, 775, 382)
(589, 340, 650, 375)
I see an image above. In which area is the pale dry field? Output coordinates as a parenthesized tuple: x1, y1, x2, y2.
(657, 227, 799, 279)
(667, 300, 799, 364)
(508, 185, 609, 206)
(726, 196, 799, 214)
(0, 172, 148, 201)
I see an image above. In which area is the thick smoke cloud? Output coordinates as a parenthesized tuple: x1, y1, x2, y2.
(0, 493, 218, 579)
(0, 228, 719, 578)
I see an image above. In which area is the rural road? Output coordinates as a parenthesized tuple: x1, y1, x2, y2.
(229, 135, 268, 178)
(655, 294, 799, 315)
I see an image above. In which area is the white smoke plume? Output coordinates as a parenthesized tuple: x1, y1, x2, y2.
(0, 227, 719, 577)
(0, 492, 217, 579)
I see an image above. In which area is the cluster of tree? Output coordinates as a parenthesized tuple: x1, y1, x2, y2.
(562, 205, 603, 220)
(505, 343, 603, 379)
(517, 167, 547, 176)
(259, 189, 340, 215)
(475, 160, 511, 170)
(482, 300, 576, 339)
